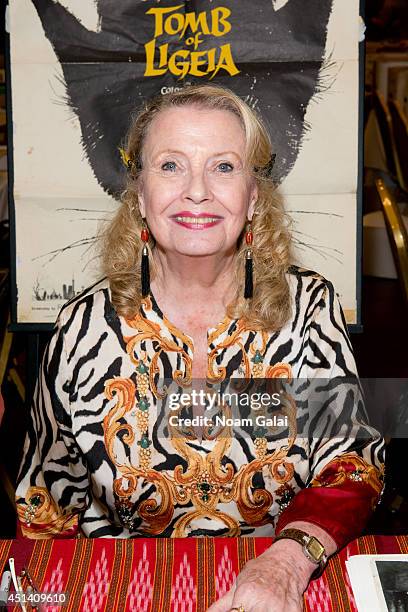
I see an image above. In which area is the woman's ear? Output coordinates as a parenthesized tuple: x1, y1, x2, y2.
(138, 184, 146, 218)
(248, 183, 258, 222)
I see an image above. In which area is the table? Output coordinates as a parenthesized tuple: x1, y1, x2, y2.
(0, 535, 407, 611)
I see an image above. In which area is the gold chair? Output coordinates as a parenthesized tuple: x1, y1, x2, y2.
(389, 99, 408, 194)
(373, 91, 399, 178)
(375, 176, 408, 307)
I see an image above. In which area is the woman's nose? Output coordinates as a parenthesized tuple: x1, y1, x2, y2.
(183, 168, 211, 204)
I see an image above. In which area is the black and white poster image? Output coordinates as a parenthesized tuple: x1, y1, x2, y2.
(8, 0, 361, 323)
(376, 561, 408, 612)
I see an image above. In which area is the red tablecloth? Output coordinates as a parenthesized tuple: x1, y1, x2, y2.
(0, 535, 407, 611)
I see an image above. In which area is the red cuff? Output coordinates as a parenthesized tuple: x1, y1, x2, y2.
(275, 482, 381, 549)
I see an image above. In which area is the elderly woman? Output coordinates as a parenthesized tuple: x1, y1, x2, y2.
(16, 84, 384, 611)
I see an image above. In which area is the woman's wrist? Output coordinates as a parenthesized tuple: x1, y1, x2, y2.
(264, 520, 338, 589)
(263, 539, 317, 591)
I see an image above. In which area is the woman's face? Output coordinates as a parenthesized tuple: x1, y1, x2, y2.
(137, 105, 258, 259)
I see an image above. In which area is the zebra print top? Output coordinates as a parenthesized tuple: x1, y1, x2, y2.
(16, 266, 384, 543)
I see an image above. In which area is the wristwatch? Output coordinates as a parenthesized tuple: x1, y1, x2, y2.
(274, 528, 328, 579)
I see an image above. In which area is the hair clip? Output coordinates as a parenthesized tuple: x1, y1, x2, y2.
(119, 148, 143, 172)
(119, 147, 133, 170)
(254, 153, 276, 178)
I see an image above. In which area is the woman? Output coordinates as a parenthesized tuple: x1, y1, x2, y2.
(16, 84, 384, 611)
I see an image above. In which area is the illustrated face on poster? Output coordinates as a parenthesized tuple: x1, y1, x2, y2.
(9, 0, 360, 323)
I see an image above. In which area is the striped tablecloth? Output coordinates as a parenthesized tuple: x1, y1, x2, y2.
(0, 535, 407, 611)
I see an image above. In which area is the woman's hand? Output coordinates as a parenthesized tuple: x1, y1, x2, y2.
(207, 521, 337, 612)
(206, 539, 316, 612)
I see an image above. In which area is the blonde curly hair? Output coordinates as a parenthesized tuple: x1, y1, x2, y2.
(100, 84, 293, 330)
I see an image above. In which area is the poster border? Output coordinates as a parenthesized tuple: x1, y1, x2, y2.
(6, 2, 55, 333)
(6, 1, 364, 334)
(349, 0, 365, 334)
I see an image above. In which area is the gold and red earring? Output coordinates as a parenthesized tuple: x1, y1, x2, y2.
(244, 222, 253, 299)
(141, 221, 150, 297)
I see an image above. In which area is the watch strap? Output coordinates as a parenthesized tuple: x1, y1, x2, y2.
(274, 528, 328, 578)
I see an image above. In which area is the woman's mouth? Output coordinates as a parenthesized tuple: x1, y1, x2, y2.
(170, 212, 223, 230)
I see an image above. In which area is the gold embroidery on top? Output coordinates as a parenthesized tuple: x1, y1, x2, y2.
(310, 452, 384, 498)
(125, 296, 193, 393)
(166, 392, 297, 535)
(17, 486, 79, 538)
(208, 319, 255, 381)
(103, 299, 298, 536)
(104, 376, 178, 534)
(266, 362, 293, 379)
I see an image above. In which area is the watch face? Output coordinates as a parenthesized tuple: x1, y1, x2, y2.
(306, 538, 325, 562)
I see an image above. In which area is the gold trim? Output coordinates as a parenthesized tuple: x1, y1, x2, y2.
(17, 486, 79, 538)
(343, 309, 356, 325)
(375, 177, 408, 306)
(310, 452, 383, 498)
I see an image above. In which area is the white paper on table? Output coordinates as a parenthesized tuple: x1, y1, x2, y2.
(346, 554, 408, 612)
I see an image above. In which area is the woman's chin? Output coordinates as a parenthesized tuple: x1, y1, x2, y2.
(162, 237, 227, 258)
(173, 246, 222, 258)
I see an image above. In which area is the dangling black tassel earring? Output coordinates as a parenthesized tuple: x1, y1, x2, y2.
(244, 222, 253, 299)
(140, 221, 150, 297)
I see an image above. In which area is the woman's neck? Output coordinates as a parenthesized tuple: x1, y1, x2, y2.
(151, 248, 236, 308)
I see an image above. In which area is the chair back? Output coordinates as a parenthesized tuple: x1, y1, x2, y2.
(389, 99, 408, 193)
(375, 174, 408, 307)
(373, 91, 397, 177)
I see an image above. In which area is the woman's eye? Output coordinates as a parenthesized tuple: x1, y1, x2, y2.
(217, 162, 234, 173)
(161, 161, 177, 172)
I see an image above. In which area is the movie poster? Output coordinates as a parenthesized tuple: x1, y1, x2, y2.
(8, 0, 361, 324)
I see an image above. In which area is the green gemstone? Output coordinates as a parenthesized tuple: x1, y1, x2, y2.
(198, 482, 211, 493)
(30, 496, 41, 507)
(252, 350, 264, 364)
(138, 435, 151, 449)
(254, 427, 267, 438)
(201, 494, 209, 502)
(137, 362, 148, 374)
(138, 397, 149, 411)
